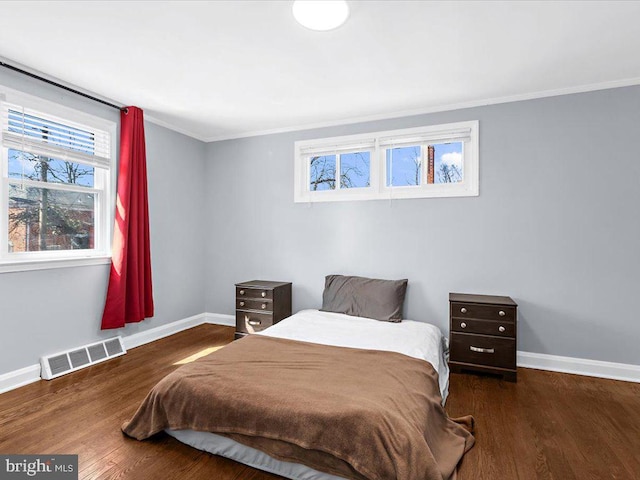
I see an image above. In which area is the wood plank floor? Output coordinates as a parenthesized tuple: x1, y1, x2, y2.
(1, 324, 639, 480)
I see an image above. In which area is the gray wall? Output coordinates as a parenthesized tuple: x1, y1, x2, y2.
(2, 66, 638, 376)
(0, 69, 207, 376)
(204, 86, 640, 366)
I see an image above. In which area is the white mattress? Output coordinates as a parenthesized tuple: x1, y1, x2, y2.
(258, 309, 449, 400)
(167, 309, 450, 480)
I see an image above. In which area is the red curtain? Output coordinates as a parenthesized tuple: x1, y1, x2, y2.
(101, 106, 154, 329)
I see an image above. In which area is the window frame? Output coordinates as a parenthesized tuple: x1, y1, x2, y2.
(0, 86, 117, 273)
(294, 120, 479, 203)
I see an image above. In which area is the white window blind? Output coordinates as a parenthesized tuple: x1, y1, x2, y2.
(1, 103, 111, 169)
(298, 139, 376, 156)
(378, 126, 472, 148)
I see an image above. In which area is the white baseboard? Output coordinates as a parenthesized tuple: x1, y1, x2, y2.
(204, 312, 235, 327)
(0, 312, 236, 395)
(4, 312, 637, 396)
(122, 313, 208, 350)
(122, 312, 235, 350)
(518, 351, 640, 383)
(0, 364, 41, 395)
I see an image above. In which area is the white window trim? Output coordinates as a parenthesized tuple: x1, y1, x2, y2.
(294, 120, 479, 203)
(0, 85, 117, 273)
(0, 256, 111, 274)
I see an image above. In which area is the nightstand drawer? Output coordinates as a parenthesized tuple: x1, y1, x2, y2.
(236, 298, 272, 312)
(451, 302, 516, 322)
(235, 281, 292, 340)
(450, 332, 516, 369)
(451, 318, 515, 337)
(236, 286, 273, 300)
(236, 311, 274, 334)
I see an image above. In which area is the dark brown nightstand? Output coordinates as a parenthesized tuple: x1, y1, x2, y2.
(235, 280, 292, 340)
(449, 293, 518, 382)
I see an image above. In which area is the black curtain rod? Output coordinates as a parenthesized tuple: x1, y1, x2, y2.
(0, 61, 127, 112)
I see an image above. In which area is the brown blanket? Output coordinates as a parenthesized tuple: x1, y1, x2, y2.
(123, 335, 474, 480)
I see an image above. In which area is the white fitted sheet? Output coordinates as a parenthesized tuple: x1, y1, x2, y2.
(167, 309, 449, 480)
(257, 309, 449, 400)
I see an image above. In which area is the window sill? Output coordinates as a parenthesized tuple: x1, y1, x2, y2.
(0, 256, 111, 274)
(296, 185, 479, 203)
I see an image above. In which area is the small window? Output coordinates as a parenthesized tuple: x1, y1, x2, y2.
(386, 146, 422, 187)
(309, 155, 336, 191)
(384, 141, 465, 187)
(340, 151, 370, 189)
(308, 151, 371, 192)
(433, 142, 463, 184)
(294, 121, 478, 203)
(1, 86, 116, 271)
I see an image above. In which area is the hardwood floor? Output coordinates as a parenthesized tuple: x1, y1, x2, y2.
(447, 367, 640, 479)
(1, 324, 639, 480)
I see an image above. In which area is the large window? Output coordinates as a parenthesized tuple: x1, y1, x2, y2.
(294, 121, 478, 203)
(1, 87, 116, 272)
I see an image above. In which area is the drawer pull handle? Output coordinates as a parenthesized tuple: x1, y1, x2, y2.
(239, 289, 245, 295)
(499, 310, 506, 316)
(247, 319, 262, 326)
(470, 346, 495, 354)
(239, 301, 245, 307)
(460, 322, 467, 329)
(460, 308, 467, 314)
(261, 303, 267, 309)
(499, 325, 506, 333)
(261, 291, 267, 298)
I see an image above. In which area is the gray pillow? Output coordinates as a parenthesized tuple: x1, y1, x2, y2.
(320, 275, 408, 322)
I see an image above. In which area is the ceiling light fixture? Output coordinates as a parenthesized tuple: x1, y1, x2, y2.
(292, 0, 350, 31)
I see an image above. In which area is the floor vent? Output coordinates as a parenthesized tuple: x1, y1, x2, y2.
(40, 337, 126, 380)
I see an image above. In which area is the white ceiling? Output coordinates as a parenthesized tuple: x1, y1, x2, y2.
(1, 1, 640, 142)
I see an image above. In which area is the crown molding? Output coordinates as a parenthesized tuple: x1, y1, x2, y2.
(201, 76, 640, 143)
(4, 55, 640, 145)
(143, 114, 209, 142)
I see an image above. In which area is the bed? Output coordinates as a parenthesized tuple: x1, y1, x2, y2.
(123, 276, 474, 480)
